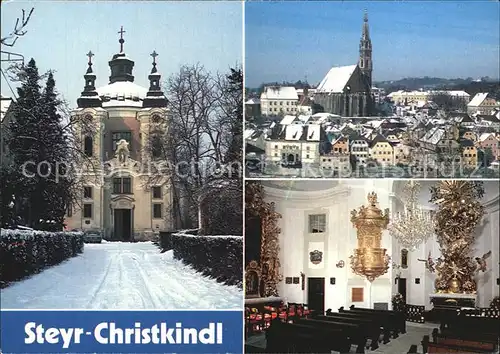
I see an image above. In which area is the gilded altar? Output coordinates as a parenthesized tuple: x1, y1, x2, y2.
(245, 182, 283, 298)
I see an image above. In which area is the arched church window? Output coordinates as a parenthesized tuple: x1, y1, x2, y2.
(401, 249, 408, 269)
(84, 136, 93, 157)
(360, 59, 364, 68)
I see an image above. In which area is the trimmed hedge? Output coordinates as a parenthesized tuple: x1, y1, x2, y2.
(171, 230, 242, 287)
(0, 229, 84, 287)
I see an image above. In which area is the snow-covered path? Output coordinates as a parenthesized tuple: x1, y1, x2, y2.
(1, 242, 242, 310)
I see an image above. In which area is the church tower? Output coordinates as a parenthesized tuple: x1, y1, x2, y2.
(359, 10, 372, 88)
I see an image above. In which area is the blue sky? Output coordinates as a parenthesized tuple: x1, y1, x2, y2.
(1, 1, 242, 107)
(245, 1, 500, 87)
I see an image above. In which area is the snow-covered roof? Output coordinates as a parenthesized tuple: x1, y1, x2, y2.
(316, 65, 357, 93)
(245, 98, 260, 105)
(421, 127, 445, 145)
(1, 96, 13, 122)
(282, 124, 322, 141)
(280, 115, 297, 125)
(478, 133, 494, 142)
(261, 86, 298, 100)
(244, 129, 255, 140)
(468, 93, 489, 107)
(97, 81, 148, 108)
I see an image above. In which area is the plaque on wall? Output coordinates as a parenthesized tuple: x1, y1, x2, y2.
(292, 277, 299, 284)
(285, 277, 292, 284)
(352, 287, 364, 302)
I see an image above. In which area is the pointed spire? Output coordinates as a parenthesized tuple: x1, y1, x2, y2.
(77, 51, 102, 108)
(143, 50, 168, 108)
(362, 9, 370, 40)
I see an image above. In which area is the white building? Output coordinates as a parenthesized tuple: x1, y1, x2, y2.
(371, 87, 386, 104)
(350, 137, 369, 165)
(266, 124, 324, 166)
(468, 92, 500, 115)
(260, 86, 299, 116)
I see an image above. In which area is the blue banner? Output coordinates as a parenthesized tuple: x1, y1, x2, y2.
(0, 310, 243, 353)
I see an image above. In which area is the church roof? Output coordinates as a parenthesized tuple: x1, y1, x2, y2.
(96, 81, 148, 108)
(316, 65, 357, 93)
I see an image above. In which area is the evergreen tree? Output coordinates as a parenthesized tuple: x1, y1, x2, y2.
(223, 67, 243, 179)
(7, 59, 70, 230)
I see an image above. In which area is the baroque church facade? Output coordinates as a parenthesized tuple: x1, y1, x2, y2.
(65, 28, 173, 241)
(314, 11, 374, 117)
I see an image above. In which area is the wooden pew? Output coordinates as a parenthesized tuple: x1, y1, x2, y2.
(324, 310, 391, 344)
(266, 320, 350, 353)
(316, 313, 382, 349)
(347, 305, 406, 334)
(339, 306, 401, 339)
(443, 315, 500, 338)
(422, 334, 494, 354)
(296, 318, 367, 353)
(430, 328, 498, 352)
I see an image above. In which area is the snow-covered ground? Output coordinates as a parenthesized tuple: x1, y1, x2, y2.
(1, 242, 242, 310)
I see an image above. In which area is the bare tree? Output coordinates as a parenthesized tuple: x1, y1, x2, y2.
(145, 64, 242, 230)
(1, 8, 34, 47)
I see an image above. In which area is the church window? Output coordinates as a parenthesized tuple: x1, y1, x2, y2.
(112, 131, 132, 152)
(113, 177, 132, 194)
(153, 203, 163, 218)
(84, 186, 93, 199)
(360, 59, 364, 68)
(151, 114, 162, 123)
(67, 204, 72, 217)
(309, 214, 326, 233)
(152, 186, 162, 199)
(83, 204, 93, 218)
(84, 136, 93, 157)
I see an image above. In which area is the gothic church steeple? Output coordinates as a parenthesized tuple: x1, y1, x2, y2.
(359, 10, 372, 88)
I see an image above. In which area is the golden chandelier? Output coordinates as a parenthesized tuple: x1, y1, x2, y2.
(350, 192, 391, 282)
(388, 180, 434, 251)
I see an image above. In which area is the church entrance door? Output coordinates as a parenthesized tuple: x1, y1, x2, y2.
(114, 209, 132, 241)
(307, 277, 325, 315)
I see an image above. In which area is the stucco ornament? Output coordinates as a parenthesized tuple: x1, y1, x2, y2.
(115, 139, 130, 164)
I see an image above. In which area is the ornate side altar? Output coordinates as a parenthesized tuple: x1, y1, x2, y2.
(245, 182, 283, 300)
(427, 181, 491, 314)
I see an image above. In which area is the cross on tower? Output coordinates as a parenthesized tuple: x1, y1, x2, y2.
(118, 26, 126, 52)
(86, 50, 94, 64)
(150, 50, 158, 64)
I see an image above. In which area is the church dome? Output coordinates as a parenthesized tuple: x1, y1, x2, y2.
(96, 81, 148, 108)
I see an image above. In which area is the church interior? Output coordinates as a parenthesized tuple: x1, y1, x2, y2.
(245, 180, 499, 353)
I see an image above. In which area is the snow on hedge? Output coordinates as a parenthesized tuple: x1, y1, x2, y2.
(161, 229, 242, 288)
(0, 229, 84, 287)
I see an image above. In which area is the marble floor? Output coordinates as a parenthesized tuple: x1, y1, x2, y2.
(245, 322, 438, 353)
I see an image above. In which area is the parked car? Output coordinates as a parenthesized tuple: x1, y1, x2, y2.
(83, 230, 103, 243)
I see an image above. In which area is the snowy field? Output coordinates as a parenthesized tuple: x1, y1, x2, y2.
(1, 242, 242, 309)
